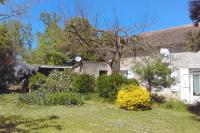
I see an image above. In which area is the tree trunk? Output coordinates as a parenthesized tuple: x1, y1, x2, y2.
(147, 80, 152, 92)
(21, 78, 29, 92)
(147, 86, 152, 92)
(110, 52, 121, 74)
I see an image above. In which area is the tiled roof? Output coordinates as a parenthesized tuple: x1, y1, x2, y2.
(123, 24, 199, 57)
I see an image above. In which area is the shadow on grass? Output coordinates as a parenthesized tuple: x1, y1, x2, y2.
(0, 115, 62, 133)
(191, 115, 200, 121)
(0, 89, 22, 94)
(188, 102, 200, 116)
(188, 102, 200, 121)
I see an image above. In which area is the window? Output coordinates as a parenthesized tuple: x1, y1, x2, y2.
(99, 70, 107, 76)
(193, 75, 200, 96)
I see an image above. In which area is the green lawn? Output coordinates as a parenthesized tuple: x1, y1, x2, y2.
(0, 94, 200, 133)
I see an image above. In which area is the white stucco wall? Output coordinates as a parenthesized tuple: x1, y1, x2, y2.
(120, 58, 138, 79)
(120, 52, 200, 102)
(179, 68, 190, 102)
(171, 52, 200, 103)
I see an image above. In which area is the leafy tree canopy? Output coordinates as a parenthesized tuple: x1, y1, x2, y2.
(133, 57, 176, 92)
(0, 23, 13, 72)
(30, 12, 69, 65)
(0, 20, 32, 85)
(64, 17, 98, 61)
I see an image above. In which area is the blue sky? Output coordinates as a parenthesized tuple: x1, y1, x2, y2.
(20, 0, 191, 45)
(26, 0, 191, 32)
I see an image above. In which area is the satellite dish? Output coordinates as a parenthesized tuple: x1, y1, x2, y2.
(75, 56, 82, 62)
(160, 48, 170, 63)
(160, 48, 170, 57)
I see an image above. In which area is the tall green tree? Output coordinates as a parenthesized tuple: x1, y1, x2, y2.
(0, 20, 33, 85)
(64, 17, 98, 61)
(31, 12, 68, 65)
(0, 23, 13, 73)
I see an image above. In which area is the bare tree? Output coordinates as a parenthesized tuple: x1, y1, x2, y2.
(63, 0, 152, 73)
(0, 0, 6, 4)
(0, 0, 34, 21)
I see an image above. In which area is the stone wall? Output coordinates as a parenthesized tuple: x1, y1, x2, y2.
(152, 89, 181, 100)
(170, 52, 200, 68)
(73, 61, 112, 78)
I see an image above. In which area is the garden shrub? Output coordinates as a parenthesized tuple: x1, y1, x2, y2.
(96, 74, 125, 101)
(33, 87, 48, 96)
(45, 69, 74, 93)
(151, 93, 166, 104)
(19, 92, 83, 106)
(126, 78, 139, 86)
(28, 72, 47, 93)
(72, 74, 95, 94)
(82, 92, 107, 103)
(161, 100, 187, 111)
(96, 74, 139, 101)
(116, 85, 151, 110)
(47, 92, 83, 105)
(24, 70, 84, 106)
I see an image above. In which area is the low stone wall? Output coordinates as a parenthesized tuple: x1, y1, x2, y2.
(152, 88, 181, 100)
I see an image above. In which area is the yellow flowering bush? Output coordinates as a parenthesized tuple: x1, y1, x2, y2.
(116, 85, 151, 110)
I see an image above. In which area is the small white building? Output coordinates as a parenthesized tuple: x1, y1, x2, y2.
(73, 61, 112, 78)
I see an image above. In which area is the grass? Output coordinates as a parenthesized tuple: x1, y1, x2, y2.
(0, 94, 200, 133)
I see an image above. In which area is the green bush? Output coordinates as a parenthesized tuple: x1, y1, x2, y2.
(161, 100, 187, 111)
(28, 73, 47, 93)
(117, 85, 151, 110)
(151, 93, 166, 104)
(19, 92, 83, 106)
(29, 70, 75, 93)
(72, 74, 95, 94)
(96, 74, 139, 101)
(81, 92, 106, 103)
(47, 92, 83, 105)
(126, 78, 139, 86)
(45, 69, 74, 93)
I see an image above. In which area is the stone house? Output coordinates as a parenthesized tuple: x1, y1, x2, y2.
(120, 52, 200, 103)
(120, 24, 200, 103)
(74, 24, 200, 103)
